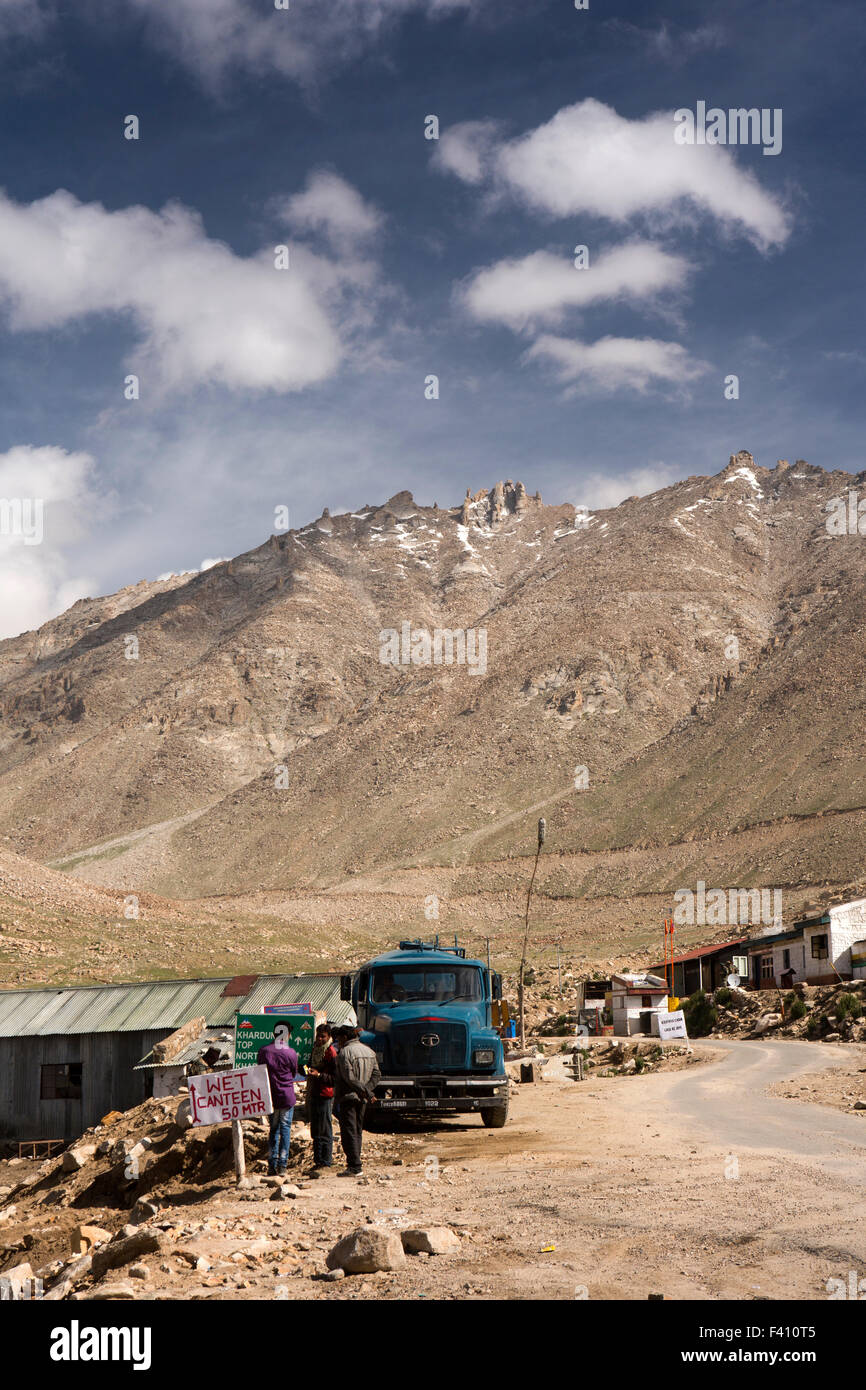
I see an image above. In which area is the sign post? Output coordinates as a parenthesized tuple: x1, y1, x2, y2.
(187, 1064, 274, 1186)
(656, 1007, 692, 1053)
(231, 1119, 246, 1185)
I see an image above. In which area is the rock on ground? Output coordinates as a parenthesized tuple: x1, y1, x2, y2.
(91, 1229, 163, 1281)
(326, 1226, 406, 1274)
(401, 1227, 461, 1256)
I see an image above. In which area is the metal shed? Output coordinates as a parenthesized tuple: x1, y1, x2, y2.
(0, 973, 351, 1142)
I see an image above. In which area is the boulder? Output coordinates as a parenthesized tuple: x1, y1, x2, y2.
(61, 1145, 96, 1172)
(326, 1226, 406, 1274)
(753, 1014, 781, 1035)
(91, 1229, 163, 1281)
(0, 1261, 34, 1299)
(57, 1253, 93, 1285)
(401, 1227, 460, 1256)
(80, 1282, 136, 1300)
(174, 1098, 193, 1130)
(71, 1225, 111, 1255)
(130, 1198, 159, 1224)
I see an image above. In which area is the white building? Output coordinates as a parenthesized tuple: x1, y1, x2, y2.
(748, 898, 866, 988)
(800, 900, 866, 983)
(611, 972, 669, 1036)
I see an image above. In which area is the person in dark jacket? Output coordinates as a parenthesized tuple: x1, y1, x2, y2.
(334, 1026, 381, 1177)
(257, 1025, 299, 1175)
(305, 1022, 337, 1170)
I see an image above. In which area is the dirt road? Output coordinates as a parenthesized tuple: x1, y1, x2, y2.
(136, 1038, 865, 1303)
(14, 1041, 863, 1302)
(350, 1038, 865, 1302)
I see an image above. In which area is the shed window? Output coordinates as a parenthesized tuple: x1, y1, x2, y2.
(782, 949, 791, 970)
(760, 955, 774, 980)
(811, 934, 829, 960)
(40, 1063, 82, 1100)
(641, 994, 652, 1008)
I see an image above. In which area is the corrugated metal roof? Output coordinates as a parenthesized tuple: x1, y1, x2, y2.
(650, 938, 747, 970)
(134, 1026, 236, 1072)
(0, 974, 351, 1038)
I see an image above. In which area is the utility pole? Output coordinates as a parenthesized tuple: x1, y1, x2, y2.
(518, 817, 546, 1049)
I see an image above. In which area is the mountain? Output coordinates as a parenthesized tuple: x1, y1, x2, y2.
(0, 450, 863, 973)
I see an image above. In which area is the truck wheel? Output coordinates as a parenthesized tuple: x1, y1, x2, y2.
(481, 1104, 508, 1128)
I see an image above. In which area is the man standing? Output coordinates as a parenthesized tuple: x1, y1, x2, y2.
(257, 1024, 299, 1176)
(334, 1026, 381, 1177)
(305, 1022, 338, 1171)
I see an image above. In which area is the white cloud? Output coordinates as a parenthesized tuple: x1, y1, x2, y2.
(283, 170, 384, 249)
(199, 556, 230, 571)
(432, 119, 502, 184)
(0, 445, 97, 639)
(605, 20, 725, 65)
(0, 189, 347, 394)
(575, 462, 684, 510)
(525, 333, 710, 394)
(460, 240, 691, 331)
(437, 99, 789, 250)
(124, 0, 472, 90)
(0, 0, 49, 37)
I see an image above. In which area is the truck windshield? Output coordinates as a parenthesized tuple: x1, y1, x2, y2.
(371, 966, 483, 1005)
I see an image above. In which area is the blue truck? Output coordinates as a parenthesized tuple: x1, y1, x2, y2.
(339, 939, 510, 1127)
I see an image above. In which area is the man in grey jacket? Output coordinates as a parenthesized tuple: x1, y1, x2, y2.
(334, 1026, 381, 1176)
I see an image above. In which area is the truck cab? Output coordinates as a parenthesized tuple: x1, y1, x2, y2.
(340, 940, 509, 1127)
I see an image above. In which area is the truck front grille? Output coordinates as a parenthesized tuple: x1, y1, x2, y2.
(387, 1020, 467, 1072)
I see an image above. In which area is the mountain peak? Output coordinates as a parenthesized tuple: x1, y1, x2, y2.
(460, 480, 541, 526)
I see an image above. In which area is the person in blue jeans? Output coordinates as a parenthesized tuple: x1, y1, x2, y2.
(257, 1025, 299, 1175)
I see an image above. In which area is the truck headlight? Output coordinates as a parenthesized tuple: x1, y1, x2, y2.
(473, 1049, 495, 1066)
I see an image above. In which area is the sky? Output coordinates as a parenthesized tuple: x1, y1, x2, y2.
(0, 0, 864, 637)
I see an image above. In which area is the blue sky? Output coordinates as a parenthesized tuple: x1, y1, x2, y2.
(0, 0, 863, 636)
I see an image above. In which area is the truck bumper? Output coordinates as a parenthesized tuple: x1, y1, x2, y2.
(374, 1077, 508, 1112)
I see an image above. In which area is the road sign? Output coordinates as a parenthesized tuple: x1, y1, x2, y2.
(187, 1064, 273, 1126)
(264, 1002, 313, 1014)
(657, 1008, 688, 1041)
(234, 1011, 319, 1068)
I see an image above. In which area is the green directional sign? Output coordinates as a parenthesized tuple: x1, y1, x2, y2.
(234, 1011, 318, 1069)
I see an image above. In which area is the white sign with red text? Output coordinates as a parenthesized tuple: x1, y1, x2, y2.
(188, 1065, 273, 1126)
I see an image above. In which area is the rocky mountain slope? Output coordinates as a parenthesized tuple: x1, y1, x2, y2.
(0, 450, 863, 966)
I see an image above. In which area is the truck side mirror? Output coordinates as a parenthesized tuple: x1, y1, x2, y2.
(340, 974, 353, 1001)
(492, 972, 502, 1000)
